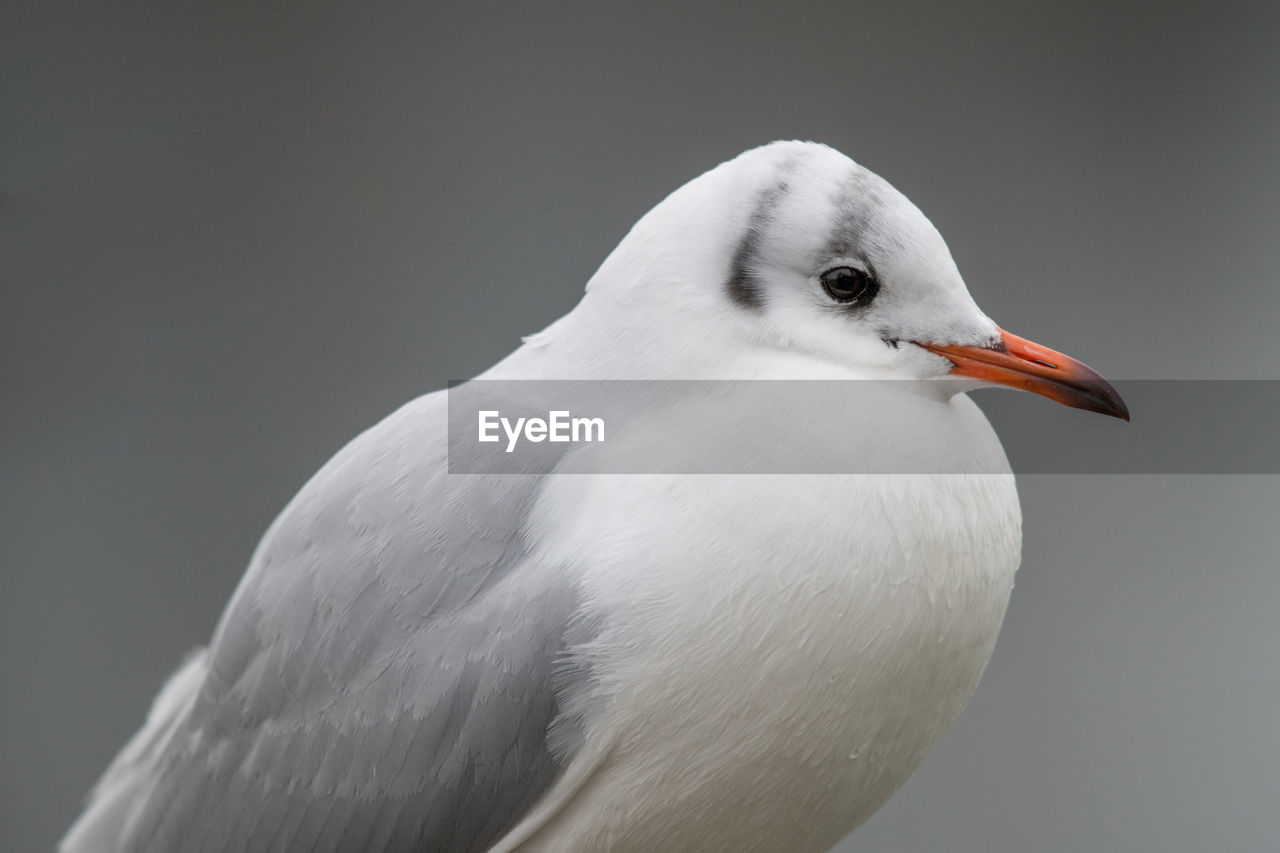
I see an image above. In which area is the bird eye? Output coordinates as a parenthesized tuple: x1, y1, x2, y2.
(820, 266, 878, 305)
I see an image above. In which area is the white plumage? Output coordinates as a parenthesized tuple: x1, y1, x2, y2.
(65, 141, 1126, 852)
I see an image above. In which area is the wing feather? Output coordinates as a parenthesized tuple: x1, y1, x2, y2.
(63, 391, 587, 853)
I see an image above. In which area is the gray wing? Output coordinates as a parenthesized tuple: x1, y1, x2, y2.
(63, 390, 589, 853)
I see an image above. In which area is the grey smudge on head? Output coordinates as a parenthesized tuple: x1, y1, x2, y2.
(725, 162, 796, 310)
(826, 166, 898, 264)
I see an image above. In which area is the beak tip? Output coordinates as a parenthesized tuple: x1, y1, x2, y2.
(1081, 380, 1130, 422)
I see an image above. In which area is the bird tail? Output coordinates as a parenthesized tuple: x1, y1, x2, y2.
(60, 648, 208, 853)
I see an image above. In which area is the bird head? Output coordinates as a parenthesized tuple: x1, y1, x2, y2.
(577, 140, 1127, 420)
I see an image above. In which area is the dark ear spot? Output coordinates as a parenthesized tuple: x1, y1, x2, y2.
(726, 227, 767, 309)
(725, 178, 791, 310)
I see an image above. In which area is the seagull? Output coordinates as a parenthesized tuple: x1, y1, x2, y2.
(63, 141, 1127, 853)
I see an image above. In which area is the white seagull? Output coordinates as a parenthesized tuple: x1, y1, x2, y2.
(63, 141, 1127, 853)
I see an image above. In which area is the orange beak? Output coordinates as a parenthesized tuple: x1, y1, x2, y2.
(919, 329, 1130, 421)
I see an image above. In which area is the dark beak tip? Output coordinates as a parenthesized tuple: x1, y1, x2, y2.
(1109, 403, 1132, 423)
(1084, 381, 1130, 422)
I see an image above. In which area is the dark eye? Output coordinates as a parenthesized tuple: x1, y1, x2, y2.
(820, 266, 878, 305)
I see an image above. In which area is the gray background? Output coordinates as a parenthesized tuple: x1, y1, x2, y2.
(4, 2, 1278, 850)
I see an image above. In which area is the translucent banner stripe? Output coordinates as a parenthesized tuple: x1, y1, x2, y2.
(444, 380, 1279, 475)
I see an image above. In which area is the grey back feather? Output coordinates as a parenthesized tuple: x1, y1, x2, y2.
(63, 390, 586, 853)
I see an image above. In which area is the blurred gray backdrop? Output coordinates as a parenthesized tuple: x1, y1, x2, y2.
(4, 2, 1278, 850)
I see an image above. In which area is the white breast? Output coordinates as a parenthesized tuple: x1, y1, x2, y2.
(497, 395, 1021, 852)
(460, 136, 1031, 851)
